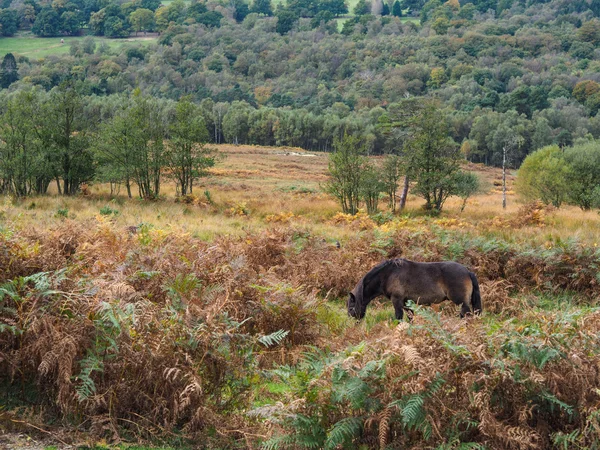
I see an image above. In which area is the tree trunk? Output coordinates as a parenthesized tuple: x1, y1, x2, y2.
(502, 146, 507, 210)
(399, 176, 409, 211)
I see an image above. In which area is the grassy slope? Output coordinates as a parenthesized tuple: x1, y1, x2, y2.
(0, 33, 157, 59)
(3, 144, 598, 244)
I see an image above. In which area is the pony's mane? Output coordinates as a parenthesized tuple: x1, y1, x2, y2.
(363, 258, 405, 282)
(356, 258, 405, 297)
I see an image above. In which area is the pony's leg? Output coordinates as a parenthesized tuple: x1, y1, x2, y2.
(391, 296, 405, 321)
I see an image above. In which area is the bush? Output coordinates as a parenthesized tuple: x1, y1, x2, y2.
(516, 145, 571, 208)
(563, 141, 600, 210)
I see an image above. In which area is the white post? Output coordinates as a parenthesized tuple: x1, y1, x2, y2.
(502, 146, 507, 210)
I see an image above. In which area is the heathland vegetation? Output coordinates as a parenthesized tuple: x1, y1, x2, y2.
(2, 145, 600, 449)
(2, 0, 600, 449)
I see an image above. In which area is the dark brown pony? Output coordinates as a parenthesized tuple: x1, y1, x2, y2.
(348, 259, 481, 320)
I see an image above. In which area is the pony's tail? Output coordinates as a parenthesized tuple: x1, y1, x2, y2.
(469, 272, 482, 315)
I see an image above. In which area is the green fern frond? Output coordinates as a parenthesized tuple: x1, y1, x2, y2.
(259, 329, 290, 347)
(324, 417, 363, 450)
(261, 434, 295, 450)
(75, 355, 104, 402)
(537, 391, 574, 418)
(401, 394, 425, 427)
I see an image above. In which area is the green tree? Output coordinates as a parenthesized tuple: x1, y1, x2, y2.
(0, 9, 18, 36)
(104, 16, 129, 37)
(406, 103, 462, 212)
(61, 11, 81, 35)
(321, 0, 348, 16)
(515, 145, 571, 208)
(563, 141, 600, 210)
(129, 8, 155, 35)
(223, 101, 251, 145)
(0, 89, 50, 196)
(353, 0, 371, 15)
(276, 9, 298, 34)
(392, 0, 402, 17)
(324, 134, 368, 214)
(577, 19, 600, 45)
(251, 0, 273, 16)
(381, 154, 403, 212)
(360, 162, 384, 214)
(166, 97, 217, 196)
(233, 0, 250, 22)
(96, 91, 165, 199)
(0, 53, 18, 89)
(454, 171, 480, 212)
(32, 7, 60, 36)
(46, 83, 94, 196)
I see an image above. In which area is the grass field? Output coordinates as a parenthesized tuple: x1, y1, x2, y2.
(2, 144, 600, 449)
(0, 34, 157, 59)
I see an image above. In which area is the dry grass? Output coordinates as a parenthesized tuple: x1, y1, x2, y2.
(2, 145, 600, 449)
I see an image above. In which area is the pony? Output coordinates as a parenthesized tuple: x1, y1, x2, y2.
(348, 259, 481, 320)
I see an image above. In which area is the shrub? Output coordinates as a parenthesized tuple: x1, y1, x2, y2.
(516, 145, 571, 208)
(563, 141, 600, 210)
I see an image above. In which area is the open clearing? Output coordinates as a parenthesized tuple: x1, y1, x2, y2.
(0, 34, 157, 59)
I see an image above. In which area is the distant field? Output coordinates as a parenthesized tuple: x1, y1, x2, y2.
(0, 34, 157, 59)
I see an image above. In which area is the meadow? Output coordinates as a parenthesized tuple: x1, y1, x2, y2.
(0, 33, 157, 59)
(1, 145, 600, 449)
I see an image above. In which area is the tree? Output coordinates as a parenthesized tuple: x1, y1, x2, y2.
(61, 11, 81, 35)
(377, 98, 429, 211)
(0, 9, 18, 36)
(0, 53, 19, 89)
(381, 154, 403, 212)
(104, 16, 129, 37)
(406, 103, 462, 212)
(251, 0, 273, 16)
(223, 101, 251, 145)
(360, 163, 384, 214)
(515, 145, 571, 208)
(324, 134, 368, 215)
(0, 89, 50, 196)
(563, 141, 600, 210)
(573, 80, 600, 104)
(354, 0, 371, 15)
(96, 92, 165, 199)
(392, 0, 402, 17)
(321, 0, 348, 16)
(129, 8, 155, 35)
(32, 7, 61, 36)
(454, 171, 480, 212)
(233, 0, 250, 22)
(276, 9, 298, 34)
(577, 19, 600, 45)
(46, 82, 94, 196)
(166, 97, 217, 196)
(141, 0, 162, 11)
(311, 10, 334, 27)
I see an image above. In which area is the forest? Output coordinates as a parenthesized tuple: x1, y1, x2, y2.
(0, 0, 599, 169)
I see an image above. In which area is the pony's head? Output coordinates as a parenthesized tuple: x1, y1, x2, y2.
(348, 282, 365, 319)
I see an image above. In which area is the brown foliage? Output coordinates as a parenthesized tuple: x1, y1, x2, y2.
(2, 220, 600, 447)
